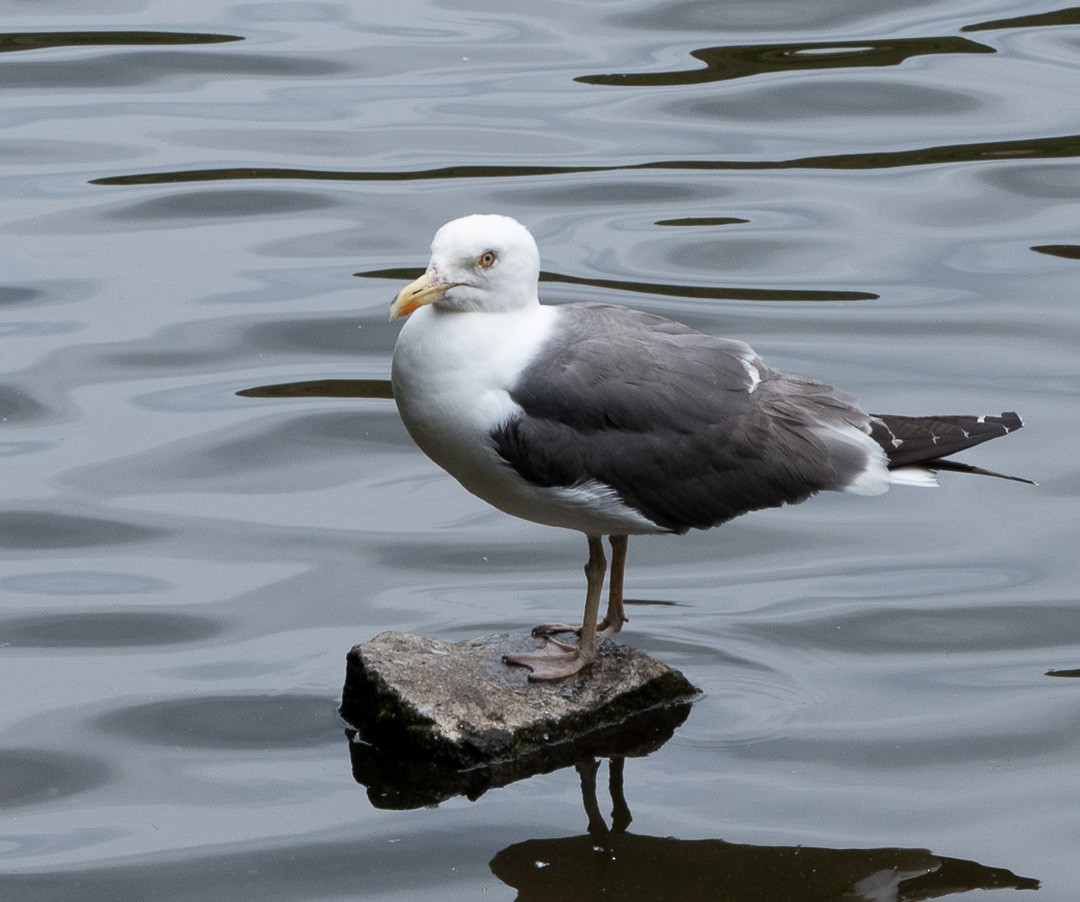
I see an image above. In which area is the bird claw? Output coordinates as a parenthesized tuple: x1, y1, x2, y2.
(504, 636, 596, 681)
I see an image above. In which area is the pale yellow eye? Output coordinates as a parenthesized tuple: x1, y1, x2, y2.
(476, 250, 497, 269)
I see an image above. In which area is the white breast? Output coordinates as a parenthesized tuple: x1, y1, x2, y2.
(391, 303, 664, 536)
(391, 303, 552, 502)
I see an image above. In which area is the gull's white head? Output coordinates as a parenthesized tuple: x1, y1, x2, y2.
(389, 214, 541, 318)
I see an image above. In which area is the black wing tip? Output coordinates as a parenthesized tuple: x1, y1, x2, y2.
(869, 410, 1027, 467)
(925, 459, 1037, 486)
(998, 411, 1023, 431)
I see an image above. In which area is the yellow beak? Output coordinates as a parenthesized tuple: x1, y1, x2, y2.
(389, 271, 452, 320)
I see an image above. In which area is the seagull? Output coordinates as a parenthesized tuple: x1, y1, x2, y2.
(388, 214, 1027, 680)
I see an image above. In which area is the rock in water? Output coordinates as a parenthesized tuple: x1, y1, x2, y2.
(340, 631, 698, 770)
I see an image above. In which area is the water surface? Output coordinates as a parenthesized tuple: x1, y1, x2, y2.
(1, 0, 1076, 899)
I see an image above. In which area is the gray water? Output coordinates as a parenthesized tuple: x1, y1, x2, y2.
(1, 1, 1077, 899)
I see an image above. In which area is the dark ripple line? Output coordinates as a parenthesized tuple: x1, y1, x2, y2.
(0, 31, 243, 54)
(963, 7, 1080, 32)
(541, 271, 878, 302)
(1031, 244, 1080, 260)
(237, 378, 393, 399)
(358, 267, 878, 302)
(655, 217, 750, 227)
(89, 134, 1080, 187)
(576, 36, 993, 87)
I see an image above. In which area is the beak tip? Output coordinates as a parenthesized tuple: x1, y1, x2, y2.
(389, 271, 443, 320)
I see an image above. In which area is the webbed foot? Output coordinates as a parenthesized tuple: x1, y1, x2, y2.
(504, 636, 596, 681)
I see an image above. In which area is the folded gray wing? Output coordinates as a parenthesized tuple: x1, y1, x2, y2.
(490, 304, 875, 533)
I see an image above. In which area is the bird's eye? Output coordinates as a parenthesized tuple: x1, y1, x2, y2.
(476, 251, 497, 269)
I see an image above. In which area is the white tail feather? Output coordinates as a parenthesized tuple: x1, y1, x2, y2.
(888, 467, 940, 488)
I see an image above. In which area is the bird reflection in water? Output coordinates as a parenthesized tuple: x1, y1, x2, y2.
(490, 757, 1039, 902)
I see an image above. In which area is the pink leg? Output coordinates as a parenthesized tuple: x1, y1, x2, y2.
(505, 535, 607, 680)
(531, 534, 629, 640)
(598, 535, 628, 637)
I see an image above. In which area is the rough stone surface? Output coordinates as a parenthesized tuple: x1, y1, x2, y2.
(340, 631, 699, 797)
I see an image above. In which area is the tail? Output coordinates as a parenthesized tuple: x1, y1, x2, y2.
(869, 412, 1034, 485)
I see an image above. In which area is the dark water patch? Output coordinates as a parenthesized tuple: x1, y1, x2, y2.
(95, 694, 341, 749)
(1031, 244, 1080, 260)
(0, 511, 164, 550)
(91, 134, 1080, 188)
(576, 36, 993, 87)
(656, 217, 750, 226)
(0, 31, 243, 54)
(104, 188, 338, 223)
(1, 570, 169, 595)
(0, 749, 111, 809)
(0, 383, 52, 423)
(0, 286, 42, 306)
(358, 266, 877, 302)
(237, 378, 393, 400)
(0, 279, 93, 307)
(0, 611, 222, 648)
(0, 50, 347, 90)
(963, 7, 1080, 32)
